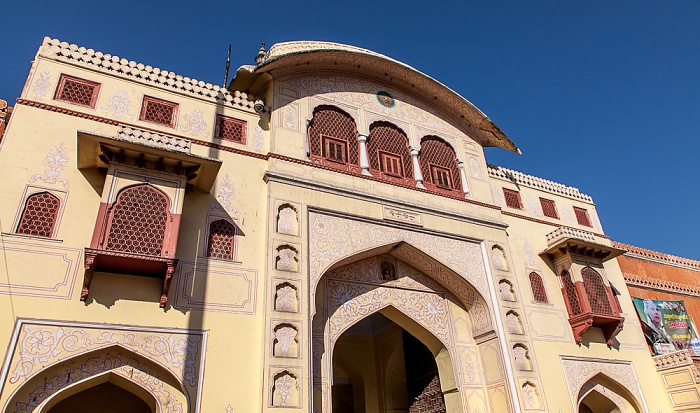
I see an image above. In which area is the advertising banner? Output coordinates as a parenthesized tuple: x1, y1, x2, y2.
(632, 297, 700, 355)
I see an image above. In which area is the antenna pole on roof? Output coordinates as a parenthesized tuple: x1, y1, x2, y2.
(222, 45, 231, 89)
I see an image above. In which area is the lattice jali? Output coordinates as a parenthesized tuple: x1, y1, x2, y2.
(105, 185, 169, 256)
(582, 267, 613, 315)
(503, 188, 522, 209)
(140, 96, 177, 127)
(574, 207, 592, 227)
(562, 270, 582, 315)
(54, 75, 99, 108)
(16, 192, 60, 237)
(308, 107, 358, 165)
(207, 219, 235, 259)
(529, 272, 548, 303)
(409, 376, 446, 413)
(367, 122, 413, 178)
(418, 137, 462, 191)
(540, 198, 558, 218)
(216, 115, 246, 143)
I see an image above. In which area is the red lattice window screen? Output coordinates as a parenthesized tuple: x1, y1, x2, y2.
(503, 189, 523, 209)
(418, 137, 462, 192)
(105, 185, 169, 256)
(307, 106, 358, 167)
(140, 96, 178, 127)
(540, 198, 558, 219)
(207, 219, 235, 260)
(367, 122, 412, 179)
(54, 75, 100, 108)
(582, 267, 613, 315)
(529, 272, 548, 303)
(574, 207, 592, 227)
(561, 270, 582, 315)
(16, 192, 60, 237)
(216, 115, 246, 143)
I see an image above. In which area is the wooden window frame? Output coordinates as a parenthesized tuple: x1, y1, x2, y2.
(379, 151, 404, 178)
(53, 74, 101, 109)
(430, 164, 453, 189)
(573, 206, 592, 227)
(503, 188, 523, 209)
(322, 135, 348, 165)
(139, 95, 179, 128)
(539, 197, 559, 219)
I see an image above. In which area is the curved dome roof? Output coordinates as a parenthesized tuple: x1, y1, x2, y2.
(255, 41, 519, 153)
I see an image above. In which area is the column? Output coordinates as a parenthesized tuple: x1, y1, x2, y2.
(358, 133, 372, 176)
(411, 147, 425, 189)
(457, 159, 470, 197)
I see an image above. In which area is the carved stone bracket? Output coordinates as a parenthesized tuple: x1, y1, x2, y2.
(82, 247, 178, 309)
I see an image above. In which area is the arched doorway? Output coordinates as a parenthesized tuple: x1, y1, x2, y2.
(332, 312, 447, 413)
(576, 374, 641, 413)
(311, 243, 507, 413)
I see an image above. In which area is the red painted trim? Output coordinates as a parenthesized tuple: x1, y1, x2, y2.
(501, 210, 609, 239)
(53, 74, 102, 109)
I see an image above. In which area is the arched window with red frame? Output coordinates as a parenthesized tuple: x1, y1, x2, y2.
(16, 192, 60, 238)
(418, 136, 462, 195)
(529, 272, 548, 303)
(367, 121, 413, 184)
(307, 106, 359, 172)
(207, 219, 236, 260)
(582, 267, 613, 315)
(103, 184, 170, 256)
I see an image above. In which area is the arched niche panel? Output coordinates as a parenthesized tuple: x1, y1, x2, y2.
(505, 311, 523, 334)
(271, 370, 299, 407)
(275, 282, 299, 312)
(521, 381, 542, 410)
(276, 203, 299, 236)
(499, 280, 516, 302)
(273, 323, 299, 358)
(513, 344, 532, 371)
(275, 244, 299, 272)
(491, 245, 508, 271)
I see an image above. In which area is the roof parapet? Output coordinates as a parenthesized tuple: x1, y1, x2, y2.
(487, 164, 593, 202)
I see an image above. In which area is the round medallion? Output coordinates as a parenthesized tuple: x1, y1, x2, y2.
(376, 90, 395, 108)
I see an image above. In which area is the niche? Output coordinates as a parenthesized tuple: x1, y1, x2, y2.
(275, 245, 299, 272)
(513, 344, 532, 371)
(491, 245, 508, 271)
(521, 382, 542, 409)
(275, 283, 299, 312)
(506, 311, 523, 334)
(273, 324, 299, 358)
(277, 204, 299, 236)
(272, 370, 299, 407)
(379, 261, 397, 281)
(499, 280, 516, 302)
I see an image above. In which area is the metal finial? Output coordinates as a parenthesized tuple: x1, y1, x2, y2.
(222, 45, 231, 88)
(255, 42, 266, 65)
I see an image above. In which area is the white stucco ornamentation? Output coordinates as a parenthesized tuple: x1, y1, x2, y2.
(526, 194, 542, 217)
(276, 286, 297, 312)
(33, 70, 51, 99)
(217, 175, 238, 216)
(523, 239, 538, 268)
(275, 327, 297, 357)
(29, 143, 70, 189)
(101, 89, 134, 118)
(278, 207, 296, 234)
(274, 374, 294, 406)
(181, 109, 211, 137)
(560, 357, 643, 411)
(253, 125, 263, 152)
(277, 248, 297, 271)
(308, 212, 487, 297)
(521, 382, 540, 409)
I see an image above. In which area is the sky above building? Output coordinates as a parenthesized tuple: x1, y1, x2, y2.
(2, 1, 698, 260)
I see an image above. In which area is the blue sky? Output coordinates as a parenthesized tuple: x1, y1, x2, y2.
(2, 1, 698, 259)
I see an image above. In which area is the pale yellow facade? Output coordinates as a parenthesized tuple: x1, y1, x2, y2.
(0, 37, 672, 413)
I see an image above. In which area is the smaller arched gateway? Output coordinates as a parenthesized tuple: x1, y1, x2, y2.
(310, 240, 510, 413)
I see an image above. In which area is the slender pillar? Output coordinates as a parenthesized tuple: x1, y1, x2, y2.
(305, 118, 312, 159)
(358, 133, 372, 176)
(457, 159, 470, 197)
(411, 147, 425, 189)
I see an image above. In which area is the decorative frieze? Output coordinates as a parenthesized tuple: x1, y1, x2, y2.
(117, 126, 192, 153)
(488, 164, 593, 202)
(653, 350, 694, 371)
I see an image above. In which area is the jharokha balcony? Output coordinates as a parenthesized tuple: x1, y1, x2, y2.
(541, 226, 627, 347)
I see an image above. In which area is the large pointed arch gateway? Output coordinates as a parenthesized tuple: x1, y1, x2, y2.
(309, 215, 513, 413)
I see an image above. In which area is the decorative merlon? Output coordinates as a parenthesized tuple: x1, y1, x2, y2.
(653, 350, 694, 371)
(38, 37, 264, 113)
(614, 241, 700, 271)
(623, 272, 700, 297)
(487, 164, 593, 202)
(118, 126, 191, 153)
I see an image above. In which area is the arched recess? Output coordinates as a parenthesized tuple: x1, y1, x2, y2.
(576, 373, 642, 413)
(311, 243, 504, 413)
(3, 344, 189, 413)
